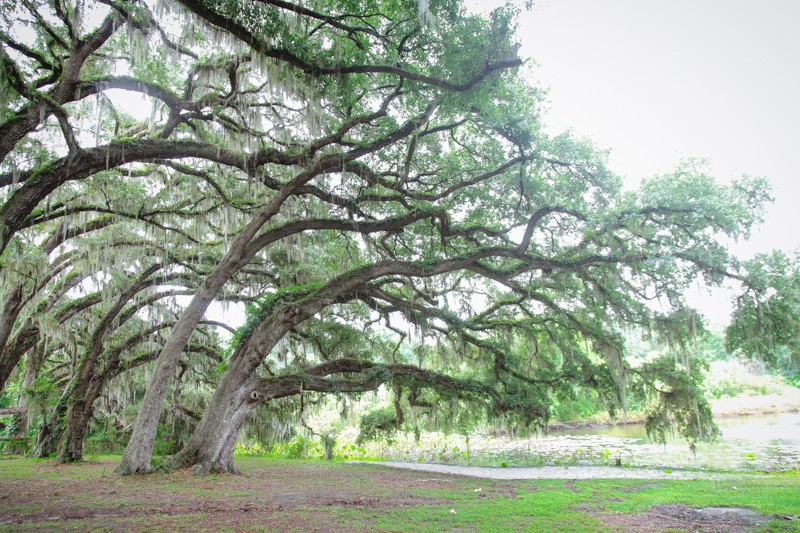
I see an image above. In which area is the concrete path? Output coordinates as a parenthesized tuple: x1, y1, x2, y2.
(370, 461, 734, 480)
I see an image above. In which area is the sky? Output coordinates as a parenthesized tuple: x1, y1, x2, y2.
(111, 0, 799, 327)
(496, 0, 800, 323)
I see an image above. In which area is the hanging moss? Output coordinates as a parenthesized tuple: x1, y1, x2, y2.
(230, 281, 324, 349)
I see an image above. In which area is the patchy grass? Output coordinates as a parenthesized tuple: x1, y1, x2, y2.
(0, 455, 798, 531)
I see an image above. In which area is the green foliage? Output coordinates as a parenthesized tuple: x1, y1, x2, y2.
(230, 282, 325, 350)
(356, 406, 398, 445)
(85, 427, 126, 455)
(153, 423, 178, 458)
(0, 0, 789, 470)
(0, 414, 19, 440)
(284, 435, 311, 459)
(727, 251, 800, 372)
(551, 391, 602, 423)
(704, 360, 789, 400)
(631, 353, 719, 447)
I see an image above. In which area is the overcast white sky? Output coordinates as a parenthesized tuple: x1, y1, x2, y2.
(488, 0, 800, 323)
(515, 0, 800, 255)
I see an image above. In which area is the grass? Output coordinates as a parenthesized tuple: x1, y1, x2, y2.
(328, 476, 800, 531)
(0, 455, 798, 531)
(355, 481, 601, 532)
(595, 476, 800, 515)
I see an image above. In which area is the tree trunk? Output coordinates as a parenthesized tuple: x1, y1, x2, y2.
(32, 399, 67, 458)
(322, 435, 335, 460)
(15, 344, 46, 453)
(116, 282, 229, 475)
(169, 368, 260, 475)
(0, 284, 26, 387)
(0, 325, 40, 392)
(168, 304, 310, 473)
(57, 378, 103, 463)
(57, 405, 92, 463)
(117, 187, 296, 475)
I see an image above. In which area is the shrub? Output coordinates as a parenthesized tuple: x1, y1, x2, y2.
(356, 406, 398, 445)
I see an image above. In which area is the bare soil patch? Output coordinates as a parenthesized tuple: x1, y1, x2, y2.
(0, 458, 454, 531)
(599, 504, 771, 532)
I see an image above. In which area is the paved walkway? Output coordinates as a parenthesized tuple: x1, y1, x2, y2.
(371, 461, 734, 480)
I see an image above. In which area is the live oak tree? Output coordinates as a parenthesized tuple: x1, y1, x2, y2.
(0, 215, 115, 389)
(167, 161, 770, 473)
(116, 0, 537, 475)
(0, 216, 226, 461)
(0, 0, 773, 474)
(726, 251, 800, 372)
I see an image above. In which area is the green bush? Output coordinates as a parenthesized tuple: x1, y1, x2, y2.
(356, 406, 397, 444)
(284, 435, 310, 458)
(552, 394, 601, 422)
(153, 424, 177, 457)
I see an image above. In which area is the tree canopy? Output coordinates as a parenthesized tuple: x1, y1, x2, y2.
(0, 0, 781, 474)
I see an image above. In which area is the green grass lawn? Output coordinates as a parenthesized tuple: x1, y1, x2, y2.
(0, 455, 798, 531)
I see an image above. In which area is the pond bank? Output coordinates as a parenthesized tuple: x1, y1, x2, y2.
(546, 389, 800, 433)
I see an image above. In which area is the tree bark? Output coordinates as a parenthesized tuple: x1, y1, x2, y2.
(168, 319, 295, 474)
(170, 371, 259, 475)
(57, 403, 92, 463)
(116, 175, 306, 475)
(116, 275, 243, 474)
(0, 325, 40, 392)
(0, 284, 26, 372)
(32, 397, 68, 458)
(57, 378, 103, 463)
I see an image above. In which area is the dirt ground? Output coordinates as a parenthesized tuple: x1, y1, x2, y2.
(1, 458, 439, 531)
(600, 504, 772, 533)
(0, 457, 786, 531)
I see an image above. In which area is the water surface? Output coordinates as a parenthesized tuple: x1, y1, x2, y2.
(486, 411, 800, 471)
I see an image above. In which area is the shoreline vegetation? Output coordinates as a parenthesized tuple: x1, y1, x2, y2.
(546, 357, 800, 433)
(224, 359, 800, 470)
(547, 389, 800, 433)
(227, 389, 799, 474)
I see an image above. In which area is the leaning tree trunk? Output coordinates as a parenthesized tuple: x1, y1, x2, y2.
(0, 323, 41, 393)
(168, 307, 305, 474)
(117, 190, 296, 475)
(116, 282, 228, 475)
(169, 367, 261, 474)
(57, 378, 104, 463)
(0, 284, 26, 389)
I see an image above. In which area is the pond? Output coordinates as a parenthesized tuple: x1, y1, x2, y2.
(460, 411, 800, 471)
(369, 411, 800, 471)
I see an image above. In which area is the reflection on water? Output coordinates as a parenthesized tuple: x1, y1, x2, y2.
(489, 412, 800, 471)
